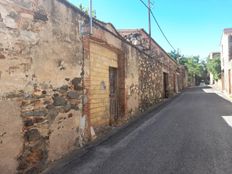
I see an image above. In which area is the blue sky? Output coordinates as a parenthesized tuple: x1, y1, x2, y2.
(68, 0, 232, 58)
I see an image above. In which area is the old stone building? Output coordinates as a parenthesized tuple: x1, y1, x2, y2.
(0, 0, 188, 173)
(119, 29, 187, 96)
(221, 28, 232, 95)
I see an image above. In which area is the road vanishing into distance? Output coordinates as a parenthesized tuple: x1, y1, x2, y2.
(46, 87, 232, 174)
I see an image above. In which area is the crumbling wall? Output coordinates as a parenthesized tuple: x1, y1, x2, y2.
(0, 0, 83, 94)
(0, 0, 188, 173)
(0, 0, 85, 173)
(17, 80, 83, 173)
(124, 45, 140, 116)
(123, 43, 163, 115)
(179, 65, 188, 90)
(0, 100, 23, 174)
(138, 53, 163, 111)
(167, 61, 176, 96)
(120, 29, 180, 99)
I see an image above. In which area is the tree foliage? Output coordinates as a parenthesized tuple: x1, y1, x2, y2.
(180, 56, 204, 77)
(78, 4, 96, 18)
(177, 55, 208, 85)
(206, 56, 221, 81)
(169, 48, 208, 83)
(168, 50, 182, 61)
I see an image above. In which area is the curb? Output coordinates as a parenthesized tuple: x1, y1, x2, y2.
(42, 91, 182, 174)
(210, 86, 232, 103)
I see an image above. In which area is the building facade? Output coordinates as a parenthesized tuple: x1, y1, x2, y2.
(0, 0, 188, 173)
(221, 28, 232, 95)
(119, 29, 188, 96)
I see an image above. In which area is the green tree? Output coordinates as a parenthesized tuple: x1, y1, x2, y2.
(179, 56, 207, 85)
(184, 56, 202, 77)
(168, 49, 182, 61)
(179, 56, 187, 65)
(206, 56, 221, 81)
(78, 4, 96, 18)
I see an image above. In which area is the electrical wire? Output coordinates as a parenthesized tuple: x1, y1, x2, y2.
(138, 0, 176, 51)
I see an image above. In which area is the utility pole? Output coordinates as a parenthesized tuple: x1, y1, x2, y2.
(148, 0, 151, 51)
(89, 0, 93, 34)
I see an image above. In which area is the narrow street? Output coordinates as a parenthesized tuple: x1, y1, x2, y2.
(47, 87, 232, 174)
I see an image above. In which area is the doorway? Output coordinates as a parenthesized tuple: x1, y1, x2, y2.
(229, 69, 231, 94)
(163, 72, 169, 98)
(221, 71, 224, 91)
(109, 67, 118, 125)
(173, 73, 176, 93)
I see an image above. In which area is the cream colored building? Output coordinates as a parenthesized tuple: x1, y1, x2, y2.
(221, 28, 232, 95)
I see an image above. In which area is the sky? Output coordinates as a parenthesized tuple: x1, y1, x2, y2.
(68, 0, 232, 59)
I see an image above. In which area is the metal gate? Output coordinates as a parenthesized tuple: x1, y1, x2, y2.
(109, 67, 118, 124)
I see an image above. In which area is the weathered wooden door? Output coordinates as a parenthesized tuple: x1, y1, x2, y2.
(109, 67, 118, 124)
(163, 72, 169, 98)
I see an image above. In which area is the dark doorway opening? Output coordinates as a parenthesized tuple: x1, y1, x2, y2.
(163, 72, 169, 98)
(221, 71, 225, 91)
(173, 73, 176, 93)
(229, 69, 231, 94)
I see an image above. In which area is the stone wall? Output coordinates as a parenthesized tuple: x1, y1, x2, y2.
(17, 80, 82, 173)
(0, 0, 85, 173)
(123, 43, 164, 115)
(0, 0, 188, 173)
(0, 0, 84, 94)
(138, 52, 163, 111)
(0, 100, 23, 174)
(123, 45, 140, 116)
(119, 29, 180, 98)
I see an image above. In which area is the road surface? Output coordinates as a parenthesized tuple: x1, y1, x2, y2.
(47, 87, 232, 174)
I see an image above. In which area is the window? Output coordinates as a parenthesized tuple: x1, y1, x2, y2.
(229, 35, 232, 43)
(222, 44, 223, 55)
(229, 46, 232, 60)
(229, 36, 232, 60)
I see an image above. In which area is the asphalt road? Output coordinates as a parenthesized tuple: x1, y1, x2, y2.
(47, 87, 232, 174)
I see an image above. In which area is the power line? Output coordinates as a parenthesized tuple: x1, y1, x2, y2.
(138, 0, 176, 51)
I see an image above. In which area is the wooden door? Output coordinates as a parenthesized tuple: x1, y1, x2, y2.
(109, 67, 118, 124)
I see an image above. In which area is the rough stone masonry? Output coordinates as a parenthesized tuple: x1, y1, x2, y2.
(0, 0, 188, 173)
(0, 0, 85, 173)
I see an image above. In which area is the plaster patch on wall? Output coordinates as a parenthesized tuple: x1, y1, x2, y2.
(79, 115, 86, 147)
(0, 100, 23, 174)
(48, 110, 80, 162)
(100, 81, 106, 91)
